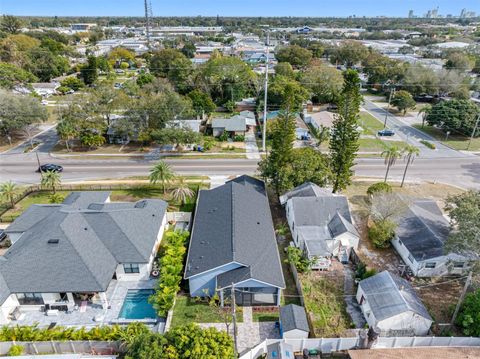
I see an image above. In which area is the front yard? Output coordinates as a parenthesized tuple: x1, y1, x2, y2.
(413, 124, 480, 151)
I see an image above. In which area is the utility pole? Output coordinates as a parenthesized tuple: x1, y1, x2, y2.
(451, 271, 473, 326)
(384, 86, 395, 129)
(231, 283, 238, 357)
(467, 113, 480, 150)
(261, 29, 270, 153)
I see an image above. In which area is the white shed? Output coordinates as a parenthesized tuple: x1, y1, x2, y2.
(279, 304, 309, 339)
(357, 271, 433, 336)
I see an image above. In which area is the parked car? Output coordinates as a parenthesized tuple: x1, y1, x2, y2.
(377, 129, 395, 137)
(37, 164, 63, 173)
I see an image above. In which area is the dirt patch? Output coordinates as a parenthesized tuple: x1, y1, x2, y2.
(414, 277, 465, 335)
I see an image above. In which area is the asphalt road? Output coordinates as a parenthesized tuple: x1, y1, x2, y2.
(362, 98, 469, 159)
(1, 152, 479, 190)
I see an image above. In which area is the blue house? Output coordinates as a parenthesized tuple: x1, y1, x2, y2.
(184, 175, 285, 306)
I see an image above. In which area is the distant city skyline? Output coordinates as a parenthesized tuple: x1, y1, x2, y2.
(0, 0, 479, 17)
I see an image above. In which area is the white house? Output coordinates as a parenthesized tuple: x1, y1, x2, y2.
(31, 82, 60, 97)
(0, 192, 167, 324)
(357, 271, 433, 336)
(279, 304, 310, 339)
(283, 183, 359, 269)
(391, 200, 469, 277)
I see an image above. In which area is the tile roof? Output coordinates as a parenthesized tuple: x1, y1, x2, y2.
(185, 175, 285, 289)
(359, 271, 432, 322)
(0, 192, 167, 305)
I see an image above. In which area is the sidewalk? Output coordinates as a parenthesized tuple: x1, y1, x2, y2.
(245, 132, 260, 160)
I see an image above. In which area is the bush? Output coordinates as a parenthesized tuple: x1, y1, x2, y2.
(233, 135, 245, 142)
(367, 182, 392, 197)
(49, 193, 65, 204)
(285, 246, 313, 273)
(149, 230, 189, 316)
(368, 219, 396, 248)
(7, 345, 23, 356)
(457, 289, 480, 336)
(218, 131, 229, 142)
(355, 263, 377, 281)
(202, 136, 216, 151)
(420, 140, 436, 149)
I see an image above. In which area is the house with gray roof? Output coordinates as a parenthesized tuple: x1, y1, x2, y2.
(279, 304, 309, 339)
(391, 199, 469, 277)
(211, 113, 256, 137)
(0, 192, 167, 325)
(283, 183, 359, 269)
(184, 175, 285, 306)
(357, 271, 433, 336)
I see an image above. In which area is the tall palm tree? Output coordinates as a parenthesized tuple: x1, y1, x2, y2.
(418, 105, 432, 128)
(149, 161, 175, 194)
(401, 145, 420, 187)
(0, 181, 17, 209)
(381, 145, 403, 183)
(171, 177, 194, 206)
(41, 170, 61, 194)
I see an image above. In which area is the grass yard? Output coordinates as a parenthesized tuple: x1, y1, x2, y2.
(171, 295, 243, 327)
(252, 309, 279, 322)
(359, 111, 384, 135)
(413, 125, 480, 151)
(300, 271, 352, 337)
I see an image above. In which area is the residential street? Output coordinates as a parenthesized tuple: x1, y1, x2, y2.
(362, 98, 470, 159)
(1, 151, 479, 190)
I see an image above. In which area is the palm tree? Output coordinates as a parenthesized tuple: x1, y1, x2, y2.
(381, 145, 403, 183)
(418, 105, 432, 128)
(0, 181, 17, 209)
(149, 161, 175, 194)
(401, 145, 420, 187)
(171, 177, 194, 206)
(41, 170, 61, 194)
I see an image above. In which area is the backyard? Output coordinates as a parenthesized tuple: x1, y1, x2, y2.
(413, 124, 480, 151)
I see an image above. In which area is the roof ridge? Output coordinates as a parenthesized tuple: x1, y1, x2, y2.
(231, 181, 236, 259)
(386, 271, 412, 313)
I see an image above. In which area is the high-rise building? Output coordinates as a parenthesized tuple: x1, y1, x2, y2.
(408, 10, 414, 18)
(460, 8, 467, 18)
(431, 7, 439, 18)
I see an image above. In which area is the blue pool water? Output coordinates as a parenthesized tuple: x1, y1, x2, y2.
(118, 289, 157, 319)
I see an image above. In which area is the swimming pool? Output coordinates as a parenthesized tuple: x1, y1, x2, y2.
(118, 289, 157, 319)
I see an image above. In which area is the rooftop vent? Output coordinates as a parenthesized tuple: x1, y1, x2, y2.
(47, 239, 59, 244)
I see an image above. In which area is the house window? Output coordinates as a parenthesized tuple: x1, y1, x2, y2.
(453, 262, 464, 268)
(425, 262, 436, 269)
(17, 293, 44, 305)
(407, 254, 415, 263)
(123, 263, 140, 273)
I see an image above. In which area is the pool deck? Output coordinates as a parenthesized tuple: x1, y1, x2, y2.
(13, 279, 165, 330)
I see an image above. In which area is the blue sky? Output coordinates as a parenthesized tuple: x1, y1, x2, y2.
(0, 0, 479, 17)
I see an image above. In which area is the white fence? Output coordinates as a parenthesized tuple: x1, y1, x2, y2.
(240, 336, 480, 359)
(0, 341, 122, 356)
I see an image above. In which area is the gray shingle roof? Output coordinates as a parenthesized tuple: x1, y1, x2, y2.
(359, 271, 432, 322)
(5, 205, 60, 233)
(396, 200, 450, 261)
(212, 116, 250, 131)
(279, 182, 332, 205)
(0, 192, 167, 305)
(328, 212, 359, 238)
(62, 191, 111, 209)
(185, 175, 285, 289)
(290, 196, 353, 227)
(280, 304, 310, 333)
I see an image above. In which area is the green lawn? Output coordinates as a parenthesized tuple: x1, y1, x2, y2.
(171, 295, 243, 327)
(359, 111, 385, 135)
(252, 310, 279, 322)
(413, 125, 480, 151)
(358, 138, 405, 152)
(1, 191, 71, 221)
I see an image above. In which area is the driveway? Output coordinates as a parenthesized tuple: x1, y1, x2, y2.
(245, 132, 260, 160)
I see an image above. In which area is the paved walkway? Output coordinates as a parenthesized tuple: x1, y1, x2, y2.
(343, 265, 367, 329)
(209, 175, 230, 189)
(245, 132, 260, 160)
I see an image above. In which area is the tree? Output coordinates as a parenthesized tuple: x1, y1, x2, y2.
(391, 90, 416, 115)
(56, 120, 78, 152)
(149, 161, 175, 194)
(41, 170, 61, 194)
(288, 147, 332, 188)
(0, 91, 48, 141)
(60, 76, 84, 91)
(1, 15, 22, 34)
(445, 191, 480, 259)
(107, 47, 135, 67)
(401, 145, 420, 187)
(275, 45, 313, 68)
(0, 181, 17, 209)
(403, 64, 439, 96)
(188, 89, 216, 117)
(426, 99, 480, 137)
(274, 62, 295, 78)
(26, 48, 69, 82)
(171, 178, 194, 205)
(149, 49, 193, 93)
(89, 81, 126, 127)
(286, 246, 314, 273)
(330, 70, 361, 193)
(367, 182, 392, 198)
(370, 192, 408, 223)
(301, 61, 343, 103)
(0, 62, 36, 89)
(368, 219, 396, 248)
(80, 132, 105, 148)
(136, 72, 154, 87)
(264, 75, 310, 113)
(445, 52, 474, 72)
(330, 40, 369, 67)
(457, 290, 480, 336)
(181, 42, 196, 59)
(80, 56, 98, 85)
(381, 145, 403, 182)
(362, 51, 406, 86)
(418, 104, 431, 128)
